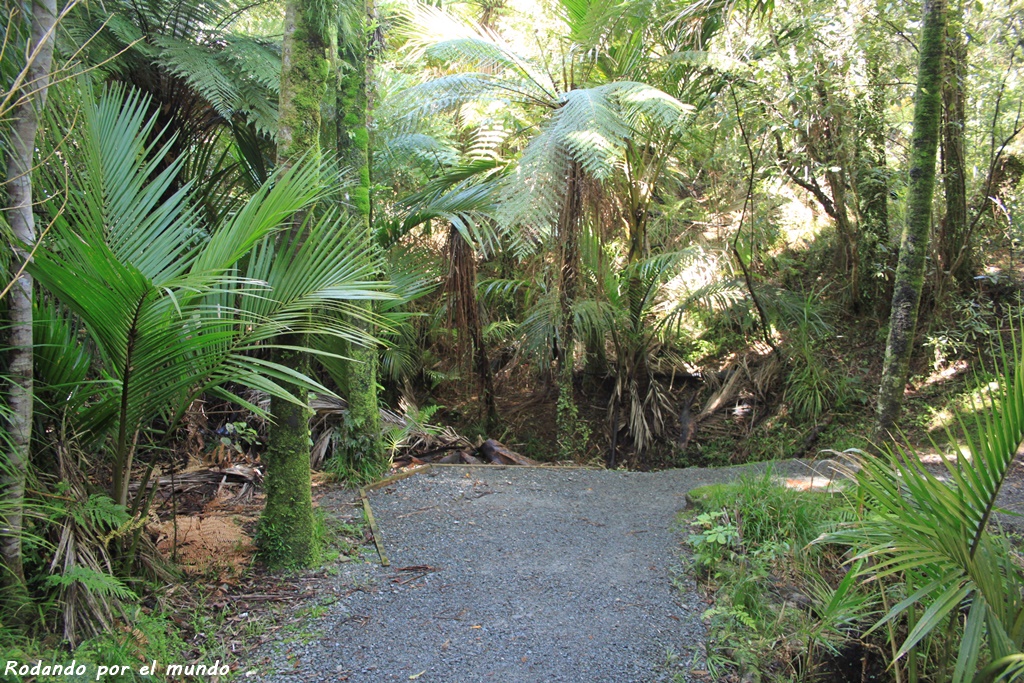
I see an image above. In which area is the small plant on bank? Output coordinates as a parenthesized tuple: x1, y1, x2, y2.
(682, 472, 873, 681)
(688, 511, 740, 572)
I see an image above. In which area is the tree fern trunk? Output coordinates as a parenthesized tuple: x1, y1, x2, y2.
(334, 0, 385, 477)
(259, 0, 331, 569)
(556, 161, 584, 460)
(446, 227, 498, 430)
(2, 0, 57, 615)
(875, 0, 946, 440)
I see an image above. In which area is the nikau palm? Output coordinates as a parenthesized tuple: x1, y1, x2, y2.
(829, 330, 1024, 681)
(31, 85, 387, 510)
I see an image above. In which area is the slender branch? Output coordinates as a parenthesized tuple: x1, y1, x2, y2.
(0, 164, 69, 301)
(774, 131, 839, 218)
(730, 84, 776, 352)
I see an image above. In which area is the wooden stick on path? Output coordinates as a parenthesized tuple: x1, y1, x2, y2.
(360, 488, 390, 567)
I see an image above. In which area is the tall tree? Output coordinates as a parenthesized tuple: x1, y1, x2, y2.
(1, 0, 58, 614)
(875, 0, 947, 440)
(259, 0, 332, 568)
(332, 0, 386, 477)
(938, 1, 970, 286)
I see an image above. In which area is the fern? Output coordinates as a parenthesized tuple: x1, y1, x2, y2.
(153, 33, 281, 136)
(495, 82, 692, 243)
(45, 566, 137, 601)
(405, 3, 555, 98)
(73, 494, 131, 531)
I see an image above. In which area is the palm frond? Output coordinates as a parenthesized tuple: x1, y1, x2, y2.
(31, 84, 392, 506)
(826, 326, 1024, 670)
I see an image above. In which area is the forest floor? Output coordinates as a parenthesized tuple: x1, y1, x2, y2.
(241, 457, 1024, 683)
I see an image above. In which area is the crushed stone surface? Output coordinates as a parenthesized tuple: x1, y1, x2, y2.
(261, 460, 818, 683)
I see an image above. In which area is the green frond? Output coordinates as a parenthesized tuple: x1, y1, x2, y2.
(392, 72, 541, 129)
(153, 33, 281, 136)
(824, 324, 1024, 673)
(404, 3, 555, 98)
(496, 81, 692, 243)
(31, 84, 392, 473)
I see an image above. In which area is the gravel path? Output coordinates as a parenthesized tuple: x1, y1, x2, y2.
(262, 461, 819, 683)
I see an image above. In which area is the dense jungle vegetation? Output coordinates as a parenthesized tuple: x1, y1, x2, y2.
(3, 0, 1024, 679)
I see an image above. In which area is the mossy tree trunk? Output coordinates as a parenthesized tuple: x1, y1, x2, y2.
(939, 5, 970, 286)
(333, 0, 385, 478)
(875, 0, 946, 441)
(259, 0, 332, 569)
(1, 0, 57, 616)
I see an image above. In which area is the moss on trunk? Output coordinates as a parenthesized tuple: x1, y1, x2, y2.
(875, 0, 946, 440)
(939, 10, 969, 285)
(259, 0, 331, 568)
(333, 0, 384, 475)
(259, 344, 317, 568)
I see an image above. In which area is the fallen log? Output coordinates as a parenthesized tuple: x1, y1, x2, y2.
(479, 439, 539, 466)
(131, 465, 261, 492)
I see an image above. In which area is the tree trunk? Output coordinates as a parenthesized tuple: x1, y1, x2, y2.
(875, 0, 946, 441)
(824, 167, 861, 305)
(556, 161, 584, 460)
(446, 226, 498, 430)
(939, 10, 969, 285)
(855, 47, 889, 304)
(259, 0, 331, 569)
(2, 0, 57, 615)
(334, 0, 385, 476)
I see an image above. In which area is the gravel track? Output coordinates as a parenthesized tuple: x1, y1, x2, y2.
(263, 461, 818, 683)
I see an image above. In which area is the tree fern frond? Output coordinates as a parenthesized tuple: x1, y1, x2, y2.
(376, 133, 459, 175)
(391, 72, 543, 130)
(152, 33, 281, 135)
(404, 3, 556, 99)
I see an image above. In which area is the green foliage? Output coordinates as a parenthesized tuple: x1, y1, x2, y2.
(72, 611, 190, 682)
(556, 370, 591, 461)
(827, 327, 1024, 681)
(381, 403, 444, 454)
(687, 510, 740, 569)
(71, 0, 283, 136)
(683, 472, 871, 680)
(44, 567, 136, 602)
(776, 290, 866, 421)
(926, 293, 1018, 369)
(31, 83, 388, 508)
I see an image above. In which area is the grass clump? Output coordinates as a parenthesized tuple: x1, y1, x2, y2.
(681, 470, 875, 682)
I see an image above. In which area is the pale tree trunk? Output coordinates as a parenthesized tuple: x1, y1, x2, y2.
(2, 0, 57, 613)
(875, 0, 946, 441)
(333, 0, 387, 474)
(259, 0, 331, 569)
